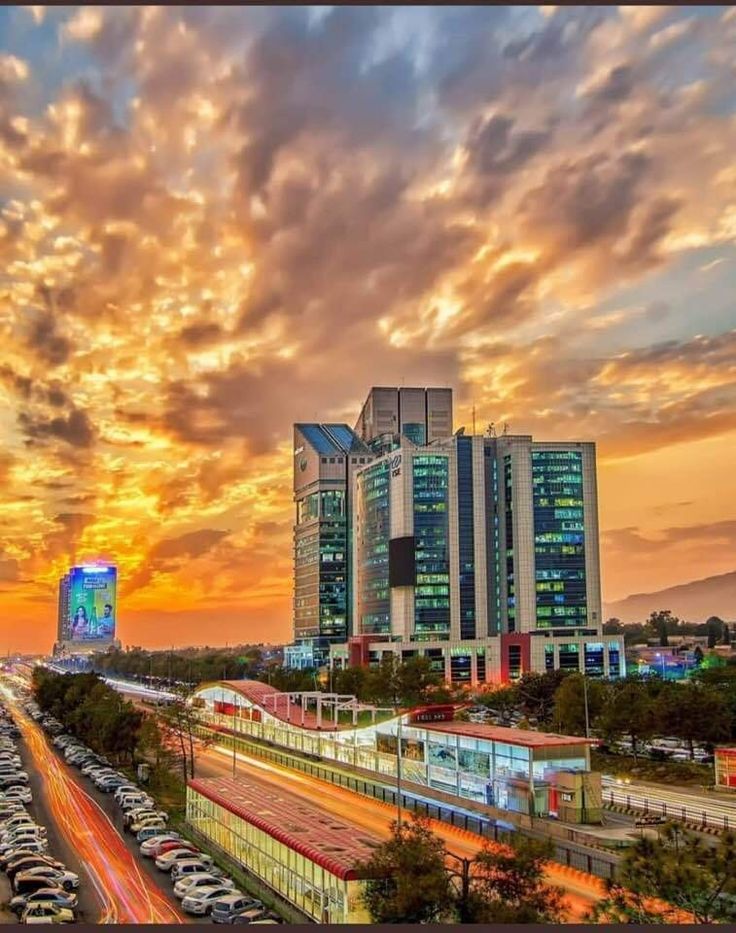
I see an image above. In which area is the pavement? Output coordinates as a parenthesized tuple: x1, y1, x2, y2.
(10, 702, 190, 924)
(14, 730, 100, 922)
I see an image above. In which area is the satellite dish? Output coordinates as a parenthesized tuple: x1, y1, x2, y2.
(455, 427, 465, 436)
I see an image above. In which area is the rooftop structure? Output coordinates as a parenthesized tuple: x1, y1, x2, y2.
(189, 775, 380, 879)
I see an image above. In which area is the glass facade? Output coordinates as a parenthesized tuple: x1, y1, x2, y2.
(192, 685, 593, 820)
(187, 790, 366, 923)
(317, 490, 347, 638)
(504, 456, 516, 632)
(532, 450, 587, 629)
(356, 462, 390, 635)
(456, 437, 476, 640)
(413, 455, 450, 641)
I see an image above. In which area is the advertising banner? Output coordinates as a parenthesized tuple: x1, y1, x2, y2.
(67, 565, 117, 642)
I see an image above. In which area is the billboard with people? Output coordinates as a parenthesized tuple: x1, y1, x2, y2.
(67, 564, 117, 642)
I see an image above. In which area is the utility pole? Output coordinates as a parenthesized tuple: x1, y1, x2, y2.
(582, 674, 590, 739)
(396, 714, 403, 829)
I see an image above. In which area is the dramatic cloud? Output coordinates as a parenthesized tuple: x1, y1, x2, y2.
(0, 5, 734, 649)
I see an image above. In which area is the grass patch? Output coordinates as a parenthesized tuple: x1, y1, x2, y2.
(592, 749, 714, 787)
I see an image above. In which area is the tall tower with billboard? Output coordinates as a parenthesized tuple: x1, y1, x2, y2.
(55, 563, 118, 655)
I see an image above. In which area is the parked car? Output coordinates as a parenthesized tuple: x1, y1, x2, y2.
(173, 873, 234, 898)
(139, 834, 182, 856)
(11, 889, 78, 916)
(182, 885, 240, 916)
(4, 787, 33, 803)
(229, 908, 273, 925)
(156, 848, 212, 872)
(171, 861, 224, 883)
(6, 856, 65, 882)
(147, 839, 197, 861)
(15, 867, 79, 892)
(0, 840, 50, 866)
(137, 826, 178, 844)
(211, 895, 263, 923)
(20, 903, 75, 924)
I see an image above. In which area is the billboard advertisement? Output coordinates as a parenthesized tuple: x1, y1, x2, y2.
(67, 565, 117, 642)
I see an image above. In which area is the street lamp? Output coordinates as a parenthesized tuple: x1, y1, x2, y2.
(582, 674, 590, 739)
(396, 714, 403, 829)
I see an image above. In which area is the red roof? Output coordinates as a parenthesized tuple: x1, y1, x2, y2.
(424, 721, 597, 749)
(216, 680, 347, 732)
(188, 775, 381, 880)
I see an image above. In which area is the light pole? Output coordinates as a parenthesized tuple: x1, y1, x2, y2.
(582, 674, 590, 739)
(396, 714, 403, 829)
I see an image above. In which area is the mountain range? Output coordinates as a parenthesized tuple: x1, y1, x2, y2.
(604, 570, 736, 623)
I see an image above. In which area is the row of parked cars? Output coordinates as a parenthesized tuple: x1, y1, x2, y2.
(35, 708, 281, 924)
(0, 704, 80, 924)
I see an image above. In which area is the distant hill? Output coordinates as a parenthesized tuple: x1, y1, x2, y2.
(604, 570, 736, 623)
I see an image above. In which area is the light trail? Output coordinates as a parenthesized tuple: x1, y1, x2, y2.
(8, 697, 185, 924)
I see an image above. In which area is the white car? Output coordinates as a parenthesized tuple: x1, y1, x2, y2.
(16, 867, 80, 891)
(156, 848, 212, 872)
(171, 860, 222, 882)
(4, 788, 32, 804)
(174, 873, 235, 899)
(181, 885, 239, 916)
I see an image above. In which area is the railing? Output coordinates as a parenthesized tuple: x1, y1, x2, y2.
(604, 789, 733, 832)
(201, 727, 619, 881)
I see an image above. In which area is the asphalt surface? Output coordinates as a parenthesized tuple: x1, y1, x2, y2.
(14, 716, 195, 924)
(15, 730, 99, 923)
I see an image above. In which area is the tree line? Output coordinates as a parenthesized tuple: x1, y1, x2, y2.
(604, 610, 732, 648)
(32, 669, 211, 789)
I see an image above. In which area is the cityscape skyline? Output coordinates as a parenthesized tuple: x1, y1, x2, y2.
(1, 6, 735, 652)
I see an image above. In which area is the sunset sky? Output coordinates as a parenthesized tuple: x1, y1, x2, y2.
(1, 6, 735, 653)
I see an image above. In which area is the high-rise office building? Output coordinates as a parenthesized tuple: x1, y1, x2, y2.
(290, 388, 623, 682)
(291, 424, 373, 665)
(54, 563, 118, 656)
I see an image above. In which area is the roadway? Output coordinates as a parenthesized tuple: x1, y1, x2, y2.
(3, 689, 187, 924)
(194, 740, 606, 921)
(602, 775, 736, 831)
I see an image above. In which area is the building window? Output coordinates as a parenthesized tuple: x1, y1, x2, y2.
(558, 643, 581, 671)
(608, 643, 621, 678)
(544, 644, 555, 671)
(584, 641, 604, 677)
(450, 654, 472, 684)
(477, 653, 486, 683)
(508, 644, 522, 681)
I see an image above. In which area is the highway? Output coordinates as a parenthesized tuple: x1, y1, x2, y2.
(3, 689, 186, 924)
(195, 739, 606, 921)
(603, 774, 736, 831)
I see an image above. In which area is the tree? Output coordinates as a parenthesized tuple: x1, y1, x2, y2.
(596, 678, 659, 758)
(705, 616, 727, 649)
(460, 835, 565, 923)
(551, 674, 606, 736)
(603, 617, 623, 634)
(396, 657, 443, 707)
(655, 682, 732, 758)
(590, 823, 736, 924)
(477, 685, 519, 724)
(646, 610, 680, 648)
(514, 671, 569, 727)
(357, 814, 454, 923)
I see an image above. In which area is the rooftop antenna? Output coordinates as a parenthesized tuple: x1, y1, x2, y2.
(472, 404, 476, 436)
(502, 422, 509, 436)
(487, 422, 496, 438)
